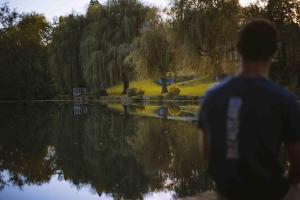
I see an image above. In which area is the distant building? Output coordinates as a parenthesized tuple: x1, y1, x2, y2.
(73, 87, 89, 106)
(73, 88, 88, 97)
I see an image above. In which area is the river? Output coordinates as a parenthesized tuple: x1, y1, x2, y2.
(0, 102, 212, 200)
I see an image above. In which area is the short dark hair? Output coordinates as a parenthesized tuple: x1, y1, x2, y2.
(237, 18, 279, 62)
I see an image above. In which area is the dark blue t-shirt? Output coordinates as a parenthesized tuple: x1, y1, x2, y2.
(198, 76, 300, 200)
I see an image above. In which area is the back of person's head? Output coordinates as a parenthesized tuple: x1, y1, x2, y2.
(237, 18, 279, 62)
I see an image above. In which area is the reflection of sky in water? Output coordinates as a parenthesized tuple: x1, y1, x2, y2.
(0, 172, 175, 200)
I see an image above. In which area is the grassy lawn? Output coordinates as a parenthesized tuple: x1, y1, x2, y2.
(178, 82, 215, 96)
(107, 79, 216, 97)
(107, 80, 162, 96)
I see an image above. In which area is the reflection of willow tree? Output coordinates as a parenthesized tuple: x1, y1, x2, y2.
(130, 118, 212, 198)
(51, 103, 88, 185)
(53, 105, 149, 199)
(82, 108, 149, 199)
(129, 118, 172, 190)
(170, 121, 212, 197)
(0, 103, 56, 190)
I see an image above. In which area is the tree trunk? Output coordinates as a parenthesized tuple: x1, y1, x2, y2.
(161, 76, 168, 94)
(212, 58, 225, 81)
(123, 105, 129, 122)
(122, 76, 129, 95)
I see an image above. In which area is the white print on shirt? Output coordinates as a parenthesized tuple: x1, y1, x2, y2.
(226, 97, 243, 160)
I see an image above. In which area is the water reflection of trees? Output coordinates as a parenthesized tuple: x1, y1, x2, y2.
(130, 118, 212, 197)
(0, 102, 212, 199)
(0, 103, 56, 189)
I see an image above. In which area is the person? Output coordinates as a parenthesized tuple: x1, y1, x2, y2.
(198, 18, 300, 200)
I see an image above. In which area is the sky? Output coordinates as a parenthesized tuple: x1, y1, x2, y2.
(3, 0, 257, 20)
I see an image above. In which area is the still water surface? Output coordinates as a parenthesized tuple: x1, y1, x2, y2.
(0, 102, 212, 200)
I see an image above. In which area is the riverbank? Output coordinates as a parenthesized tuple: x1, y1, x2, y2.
(106, 103, 200, 121)
(99, 78, 214, 104)
(107, 79, 214, 96)
(98, 95, 202, 104)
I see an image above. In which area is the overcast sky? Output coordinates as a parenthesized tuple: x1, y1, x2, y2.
(3, 0, 257, 20)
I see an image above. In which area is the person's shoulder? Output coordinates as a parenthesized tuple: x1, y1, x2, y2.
(260, 80, 297, 101)
(206, 77, 234, 95)
(201, 77, 234, 103)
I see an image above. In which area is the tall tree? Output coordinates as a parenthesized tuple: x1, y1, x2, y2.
(126, 16, 173, 94)
(105, 0, 150, 94)
(264, 0, 300, 85)
(49, 0, 150, 95)
(0, 4, 55, 100)
(170, 0, 241, 77)
(49, 14, 85, 95)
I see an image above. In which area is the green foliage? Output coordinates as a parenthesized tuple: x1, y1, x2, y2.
(49, 14, 85, 95)
(0, 4, 56, 100)
(126, 12, 174, 94)
(49, 0, 150, 95)
(265, 0, 299, 25)
(0, 2, 19, 28)
(169, 0, 300, 90)
(263, 0, 300, 86)
(0, 103, 57, 188)
(2, 0, 300, 98)
(170, 0, 241, 76)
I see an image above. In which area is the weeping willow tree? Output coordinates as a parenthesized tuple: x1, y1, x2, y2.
(49, 15, 85, 95)
(48, 0, 150, 95)
(80, 3, 110, 91)
(126, 10, 174, 94)
(170, 0, 241, 77)
(103, 0, 150, 94)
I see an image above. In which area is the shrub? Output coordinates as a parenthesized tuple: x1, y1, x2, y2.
(136, 88, 145, 96)
(127, 88, 145, 97)
(168, 86, 180, 96)
(167, 104, 181, 116)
